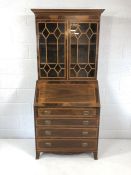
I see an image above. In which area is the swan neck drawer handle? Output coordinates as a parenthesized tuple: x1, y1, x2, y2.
(82, 131, 89, 136)
(44, 120, 51, 125)
(45, 142, 52, 147)
(44, 110, 51, 115)
(83, 120, 89, 125)
(44, 130, 52, 136)
(83, 111, 89, 115)
(82, 142, 88, 147)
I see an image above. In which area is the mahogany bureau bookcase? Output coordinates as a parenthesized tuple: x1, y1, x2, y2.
(32, 9, 104, 160)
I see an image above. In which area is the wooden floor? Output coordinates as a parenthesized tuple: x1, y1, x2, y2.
(0, 139, 131, 175)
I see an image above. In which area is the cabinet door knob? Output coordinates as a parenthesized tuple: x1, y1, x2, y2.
(82, 142, 88, 147)
(45, 142, 52, 147)
(83, 111, 89, 115)
(82, 131, 89, 136)
(44, 130, 52, 136)
(83, 120, 89, 125)
(44, 120, 51, 125)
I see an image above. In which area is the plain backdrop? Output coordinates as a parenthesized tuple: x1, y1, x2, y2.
(0, 0, 131, 138)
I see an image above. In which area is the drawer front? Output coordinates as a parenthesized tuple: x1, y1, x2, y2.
(36, 118, 98, 127)
(37, 139, 97, 151)
(38, 108, 98, 117)
(36, 128, 98, 138)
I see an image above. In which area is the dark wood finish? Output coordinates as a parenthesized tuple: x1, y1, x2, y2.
(38, 108, 98, 116)
(35, 81, 100, 107)
(36, 118, 98, 127)
(37, 138, 97, 150)
(32, 9, 104, 160)
(36, 128, 98, 138)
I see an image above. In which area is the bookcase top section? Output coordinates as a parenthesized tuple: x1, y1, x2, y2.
(32, 9, 104, 80)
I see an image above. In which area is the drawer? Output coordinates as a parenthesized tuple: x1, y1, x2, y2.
(38, 108, 98, 117)
(36, 128, 98, 138)
(37, 139, 97, 151)
(36, 118, 98, 127)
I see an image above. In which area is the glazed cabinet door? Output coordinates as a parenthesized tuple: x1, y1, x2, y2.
(69, 21, 98, 79)
(38, 21, 67, 79)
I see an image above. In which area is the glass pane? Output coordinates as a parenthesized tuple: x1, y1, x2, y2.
(41, 69, 47, 77)
(70, 69, 76, 77)
(48, 69, 57, 77)
(90, 23, 97, 33)
(86, 29, 93, 39)
(78, 45, 88, 63)
(78, 34, 89, 44)
(47, 44, 57, 63)
(58, 45, 64, 63)
(39, 34, 45, 44)
(54, 28, 61, 38)
(60, 64, 64, 68)
(79, 23, 89, 33)
(89, 45, 96, 63)
(44, 64, 50, 72)
(42, 28, 49, 38)
(47, 34, 57, 43)
(49, 64, 56, 68)
(58, 34, 64, 43)
(59, 69, 64, 77)
(71, 35, 77, 44)
(71, 45, 77, 63)
(78, 69, 87, 77)
(90, 34, 96, 43)
(46, 23, 57, 32)
(39, 23, 45, 32)
(88, 69, 95, 77)
(58, 23, 65, 33)
(40, 44, 46, 63)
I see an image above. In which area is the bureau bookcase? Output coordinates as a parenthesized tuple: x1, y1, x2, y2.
(32, 9, 104, 159)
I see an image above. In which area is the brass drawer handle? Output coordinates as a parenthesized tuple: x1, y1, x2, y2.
(44, 120, 51, 125)
(82, 131, 89, 136)
(83, 120, 89, 125)
(83, 111, 89, 115)
(44, 110, 51, 115)
(44, 130, 52, 136)
(45, 142, 52, 147)
(82, 142, 88, 147)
